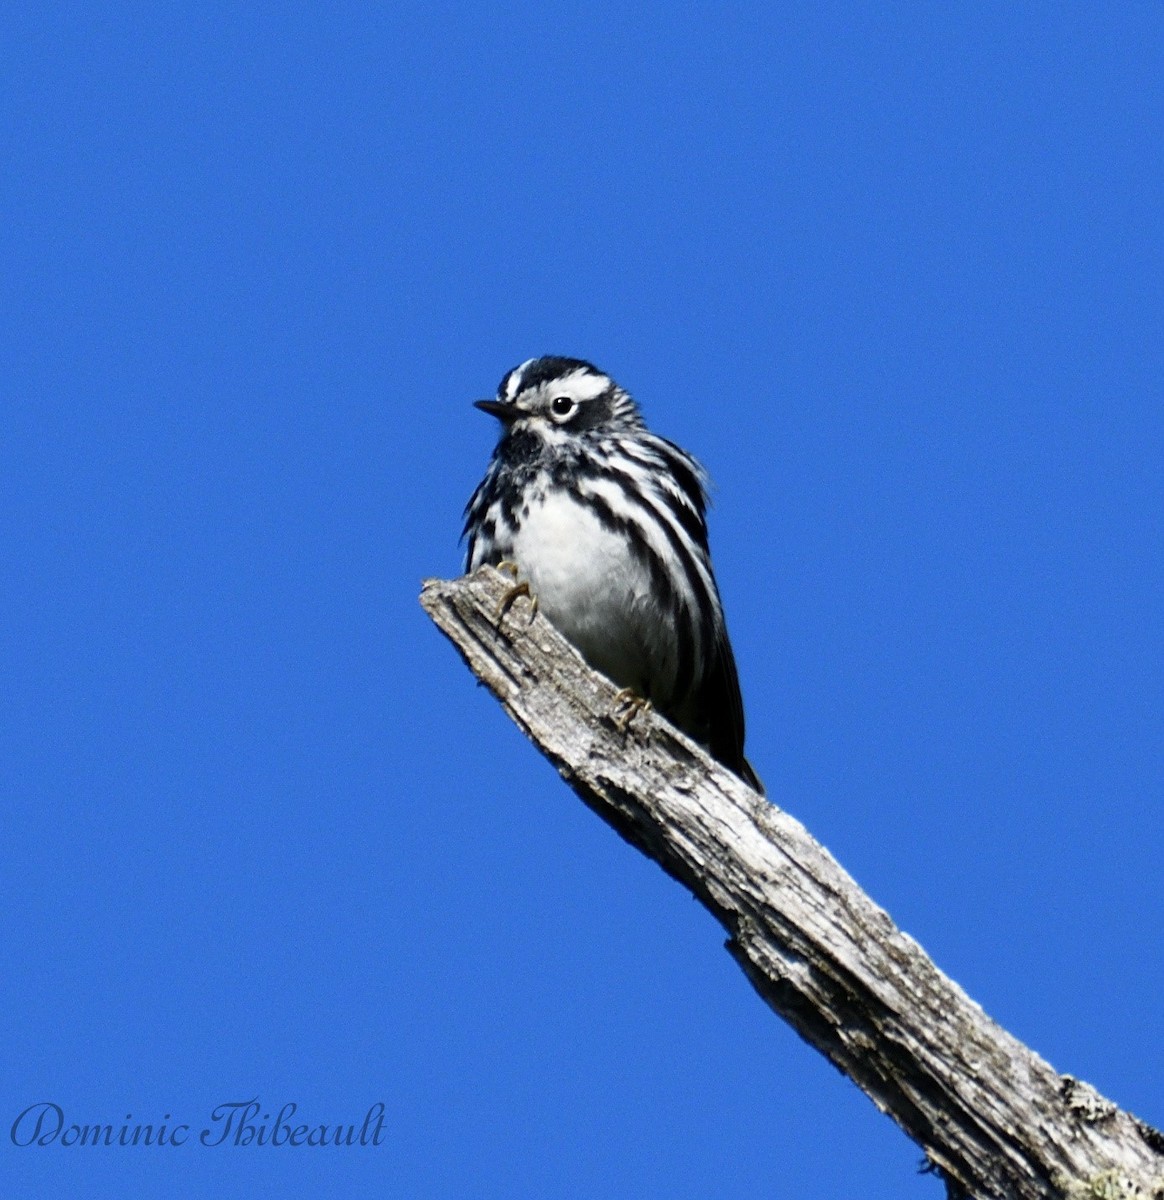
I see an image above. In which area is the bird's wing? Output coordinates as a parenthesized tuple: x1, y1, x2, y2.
(703, 618, 764, 794)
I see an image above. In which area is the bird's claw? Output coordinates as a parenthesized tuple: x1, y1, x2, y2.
(612, 687, 652, 734)
(494, 564, 538, 625)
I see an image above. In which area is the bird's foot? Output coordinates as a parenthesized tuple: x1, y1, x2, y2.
(611, 687, 652, 734)
(494, 563, 538, 625)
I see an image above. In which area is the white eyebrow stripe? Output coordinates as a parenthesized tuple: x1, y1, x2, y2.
(533, 368, 612, 404)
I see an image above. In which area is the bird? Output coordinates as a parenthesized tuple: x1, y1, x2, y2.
(462, 355, 762, 793)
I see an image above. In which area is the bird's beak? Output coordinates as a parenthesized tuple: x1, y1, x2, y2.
(474, 398, 521, 424)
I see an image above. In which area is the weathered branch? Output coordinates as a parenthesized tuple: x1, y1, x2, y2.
(420, 566, 1163, 1200)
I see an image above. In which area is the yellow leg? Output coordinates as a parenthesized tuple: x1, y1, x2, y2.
(493, 563, 538, 624)
(611, 687, 653, 733)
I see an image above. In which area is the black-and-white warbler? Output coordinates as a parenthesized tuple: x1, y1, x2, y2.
(463, 356, 762, 793)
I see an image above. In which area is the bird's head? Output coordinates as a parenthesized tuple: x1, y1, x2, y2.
(474, 356, 644, 440)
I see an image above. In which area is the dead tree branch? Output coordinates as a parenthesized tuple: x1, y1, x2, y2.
(420, 566, 1163, 1200)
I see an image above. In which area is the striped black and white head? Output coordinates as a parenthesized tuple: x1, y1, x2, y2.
(474, 356, 644, 441)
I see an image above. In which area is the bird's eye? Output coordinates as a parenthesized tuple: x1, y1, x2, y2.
(550, 395, 575, 419)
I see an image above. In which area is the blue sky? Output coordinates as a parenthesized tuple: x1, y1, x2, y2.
(3, 4, 1161, 1197)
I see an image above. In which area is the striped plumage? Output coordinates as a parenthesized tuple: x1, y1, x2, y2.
(463, 356, 762, 793)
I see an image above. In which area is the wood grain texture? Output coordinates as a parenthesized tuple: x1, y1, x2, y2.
(420, 566, 1163, 1200)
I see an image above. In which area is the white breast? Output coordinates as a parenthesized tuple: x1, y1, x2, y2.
(510, 489, 676, 699)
